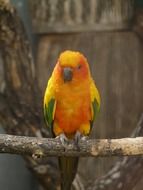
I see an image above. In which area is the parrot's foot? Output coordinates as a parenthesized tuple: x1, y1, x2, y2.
(74, 131, 82, 147)
(74, 132, 89, 149)
(56, 133, 69, 148)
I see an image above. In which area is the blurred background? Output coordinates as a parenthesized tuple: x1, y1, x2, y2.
(0, 0, 143, 189)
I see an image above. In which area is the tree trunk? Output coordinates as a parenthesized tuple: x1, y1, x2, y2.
(0, 1, 59, 189)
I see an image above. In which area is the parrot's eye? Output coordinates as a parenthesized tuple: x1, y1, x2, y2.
(77, 64, 82, 70)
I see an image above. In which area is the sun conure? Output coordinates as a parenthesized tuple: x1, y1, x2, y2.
(44, 50, 100, 190)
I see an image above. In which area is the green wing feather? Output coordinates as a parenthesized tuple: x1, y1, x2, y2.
(43, 77, 56, 136)
(90, 78, 100, 129)
(90, 99, 100, 128)
(44, 98, 55, 126)
(44, 98, 56, 136)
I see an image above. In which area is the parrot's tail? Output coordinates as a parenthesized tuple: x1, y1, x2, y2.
(59, 156, 79, 190)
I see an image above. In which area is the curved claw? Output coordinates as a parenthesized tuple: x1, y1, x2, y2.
(74, 131, 82, 146)
(56, 133, 69, 148)
(74, 131, 89, 149)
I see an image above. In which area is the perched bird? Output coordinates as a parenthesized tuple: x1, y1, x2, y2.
(44, 50, 100, 190)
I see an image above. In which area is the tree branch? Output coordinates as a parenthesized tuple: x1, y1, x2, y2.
(0, 135, 143, 157)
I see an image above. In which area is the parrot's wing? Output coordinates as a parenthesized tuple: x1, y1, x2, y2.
(90, 78, 100, 128)
(44, 77, 56, 136)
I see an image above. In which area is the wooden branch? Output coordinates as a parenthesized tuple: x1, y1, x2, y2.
(0, 135, 143, 157)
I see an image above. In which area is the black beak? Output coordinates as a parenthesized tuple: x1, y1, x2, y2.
(63, 67, 73, 82)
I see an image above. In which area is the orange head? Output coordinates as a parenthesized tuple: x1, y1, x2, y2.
(54, 50, 90, 83)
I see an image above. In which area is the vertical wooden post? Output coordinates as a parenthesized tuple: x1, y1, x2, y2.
(29, 0, 134, 33)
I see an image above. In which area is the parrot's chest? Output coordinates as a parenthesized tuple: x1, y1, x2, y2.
(56, 83, 90, 113)
(54, 83, 91, 133)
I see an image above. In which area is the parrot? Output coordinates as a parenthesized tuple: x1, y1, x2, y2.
(43, 50, 100, 190)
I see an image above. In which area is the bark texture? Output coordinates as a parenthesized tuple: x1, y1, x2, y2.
(0, 1, 59, 189)
(0, 135, 143, 157)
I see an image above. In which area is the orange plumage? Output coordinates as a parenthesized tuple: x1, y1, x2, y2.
(44, 50, 100, 138)
(43, 50, 100, 190)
